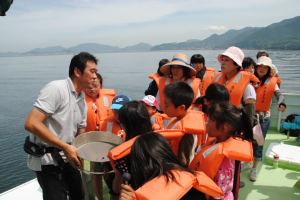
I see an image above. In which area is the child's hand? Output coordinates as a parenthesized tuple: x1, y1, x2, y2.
(277, 104, 286, 112)
(120, 184, 135, 200)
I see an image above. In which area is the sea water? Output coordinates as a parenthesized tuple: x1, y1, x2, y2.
(0, 50, 300, 193)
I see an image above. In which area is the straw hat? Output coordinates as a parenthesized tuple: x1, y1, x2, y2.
(160, 53, 197, 76)
(257, 56, 278, 76)
(217, 46, 244, 67)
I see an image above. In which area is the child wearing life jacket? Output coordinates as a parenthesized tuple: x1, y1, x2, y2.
(156, 53, 201, 111)
(111, 101, 153, 195)
(256, 50, 281, 88)
(145, 59, 170, 96)
(189, 101, 254, 200)
(84, 73, 116, 132)
(99, 94, 131, 139)
(242, 57, 256, 74)
(91, 94, 130, 200)
(193, 83, 229, 118)
(191, 54, 217, 96)
(140, 95, 171, 130)
(163, 81, 206, 168)
(119, 132, 223, 200)
(241, 56, 286, 181)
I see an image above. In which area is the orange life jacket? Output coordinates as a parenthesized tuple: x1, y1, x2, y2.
(151, 112, 172, 130)
(189, 137, 253, 181)
(166, 110, 206, 156)
(133, 170, 223, 200)
(211, 71, 259, 108)
(148, 72, 161, 87)
(199, 67, 216, 96)
(254, 76, 278, 112)
(157, 76, 200, 111)
(107, 129, 185, 172)
(99, 115, 126, 140)
(85, 89, 116, 132)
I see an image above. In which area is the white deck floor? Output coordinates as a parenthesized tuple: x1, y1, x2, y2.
(0, 179, 42, 200)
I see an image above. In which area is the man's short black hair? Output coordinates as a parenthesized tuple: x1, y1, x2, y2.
(69, 52, 98, 77)
(164, 81, 194, 110)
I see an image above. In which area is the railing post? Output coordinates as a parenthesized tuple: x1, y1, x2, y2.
(277, 111, 282, 132)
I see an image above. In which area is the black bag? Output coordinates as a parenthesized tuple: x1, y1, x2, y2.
(23, 136, 46, 157)
(24, 136, 67, 168)
(280, 114, 300, 137)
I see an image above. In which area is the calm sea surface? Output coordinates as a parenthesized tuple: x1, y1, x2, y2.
(0, 50, 300, 193)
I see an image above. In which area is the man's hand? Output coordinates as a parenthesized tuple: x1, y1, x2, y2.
(120, 184, 135, 200)
(25, 108, 82, 169)
(62, 144, 82, 169)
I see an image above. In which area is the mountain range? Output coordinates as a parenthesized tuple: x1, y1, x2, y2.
(151, 15, 300, 50)
(1, 15, 300, 56)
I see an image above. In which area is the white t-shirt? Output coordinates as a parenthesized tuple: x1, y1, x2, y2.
(239, 83, 256, 108)
(27, 77, 87, 171)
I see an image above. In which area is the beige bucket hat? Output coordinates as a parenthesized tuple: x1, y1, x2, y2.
(256, 56, 278, 76)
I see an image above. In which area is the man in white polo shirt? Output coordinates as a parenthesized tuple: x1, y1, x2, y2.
(24, 52, 98, 200)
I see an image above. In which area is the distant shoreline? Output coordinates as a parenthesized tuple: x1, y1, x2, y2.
(2, 49, 300, 58)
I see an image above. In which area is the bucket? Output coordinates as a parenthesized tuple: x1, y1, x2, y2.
(72, 131, 124, 174)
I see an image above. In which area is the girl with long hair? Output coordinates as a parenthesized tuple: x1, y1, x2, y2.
(111, 101, 153, 196)
(120, 132, 207, 200)
(190, 101, 254, 200)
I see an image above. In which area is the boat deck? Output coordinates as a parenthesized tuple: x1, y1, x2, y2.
(1, 129, 299, 200)
(239, 127, 300, 200)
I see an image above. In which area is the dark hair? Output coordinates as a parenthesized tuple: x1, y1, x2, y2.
(242, 57, 256, 69)
(158, 59, 170, 76)
(170, 65, 190, 80)
(254, 65, 271, 86)
(191, 54, 207, 80)
(194, 83, 229, 114)
(208, 101, 254, 142)
(118, 101, 152, 141)
(196, 66, 207, 80)
(130, 132, 194, 190)
(96, 73, 103, 86)
(190, 54, 205, 66)
(164, 81, 194, 110)
(256, 50, 269, 59)
(69, 52, 98, 77)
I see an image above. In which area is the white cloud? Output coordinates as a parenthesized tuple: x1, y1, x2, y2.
(235, 25, 244, 29)
(202, 26, 229, 31)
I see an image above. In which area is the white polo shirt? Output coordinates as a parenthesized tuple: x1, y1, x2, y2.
(27, 77, 87, 171)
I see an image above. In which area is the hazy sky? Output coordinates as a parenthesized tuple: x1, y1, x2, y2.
(1, 0, 300, 52)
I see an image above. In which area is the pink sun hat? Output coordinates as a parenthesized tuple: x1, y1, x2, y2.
(140, 95, 158, 108)
(217, 46, 245, 67)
